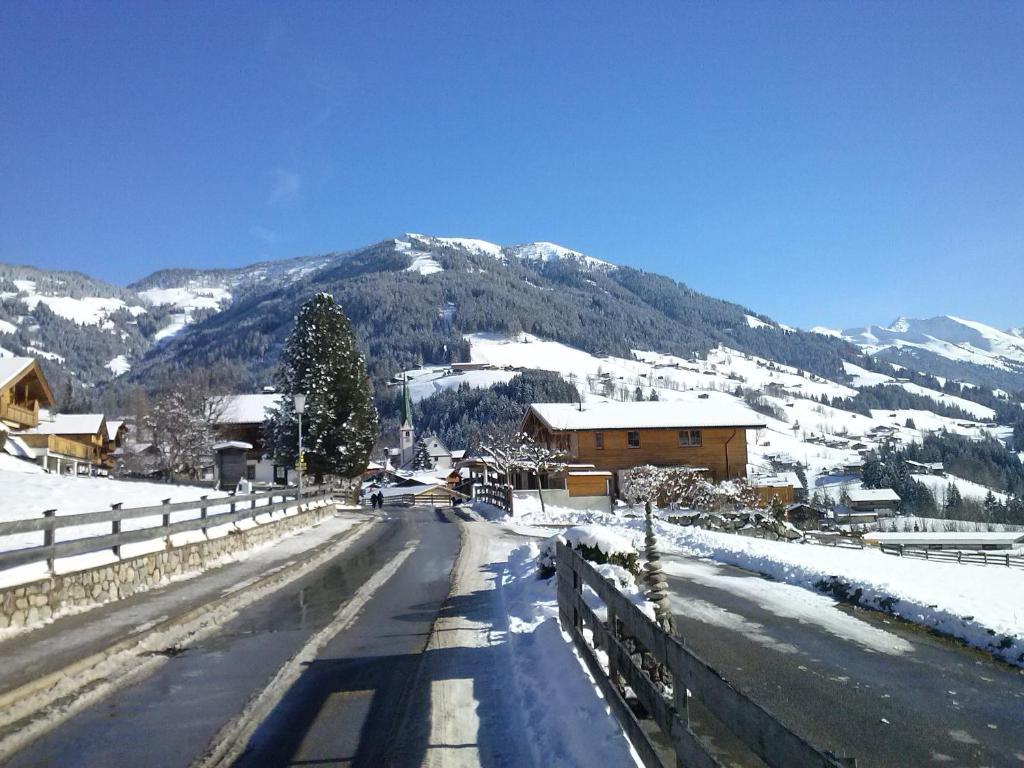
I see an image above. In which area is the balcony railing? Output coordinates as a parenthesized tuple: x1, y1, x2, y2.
(0, 400, 39, 428)
(18, 433, 95, 461)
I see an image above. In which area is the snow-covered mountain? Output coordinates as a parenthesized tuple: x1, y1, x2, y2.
(827, 316, 1024, 392)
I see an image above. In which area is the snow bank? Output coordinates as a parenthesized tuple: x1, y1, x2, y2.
(655, 524, 1024, 666)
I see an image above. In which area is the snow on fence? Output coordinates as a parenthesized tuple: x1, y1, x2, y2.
(0, 485, 332, 576)
(878, 545, 1024, 570)
(556, 541, 855, 768)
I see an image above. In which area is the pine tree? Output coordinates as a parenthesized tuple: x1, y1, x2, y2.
(266, 293, 379, 481)
(412, 437, 433, 470)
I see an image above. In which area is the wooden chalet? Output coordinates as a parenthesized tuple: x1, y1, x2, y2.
(520, 401, 766, 492)
(0, 357, 55, 431)
(18, 413, 108, 473)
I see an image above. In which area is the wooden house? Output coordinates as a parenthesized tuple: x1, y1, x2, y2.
(0, 357, 55, 431)
(520, 401, 766, 492)
(213, 393, 292, 485)
(18, 413, 108, 473)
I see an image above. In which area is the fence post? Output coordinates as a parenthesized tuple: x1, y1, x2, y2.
(111, 502, 123, 558)
(161, 498, 171, 548)
(1006, 553, 1011, 568)
(43, 509, 56, 574)
(983, 552, 988, 565)
(200, 495, 208, 537)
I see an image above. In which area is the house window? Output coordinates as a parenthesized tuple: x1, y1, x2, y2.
(627, 430, 641, 448)
(594, 432, 604, 450)
(246, 464, 256, 481)
(678, 429, 702, 447)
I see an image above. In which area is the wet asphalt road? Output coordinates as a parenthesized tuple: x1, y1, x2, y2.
(8, 507, 460, 768)
(664, 554, 1024, 768)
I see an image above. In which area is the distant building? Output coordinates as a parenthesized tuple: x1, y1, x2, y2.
(18, 413, 108, 474)
(847, 487, 900, 515)
(521, 401, 765, 491)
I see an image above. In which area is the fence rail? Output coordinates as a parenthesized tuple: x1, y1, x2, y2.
(0, 485, 333, 575)
(556, 542, 855, 768)
(879, 544, 1024, 569)
(472, 483, 512, 513)
(802, 531, 866, 550)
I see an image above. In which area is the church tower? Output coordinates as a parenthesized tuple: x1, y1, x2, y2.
(398, 374, 415, 467)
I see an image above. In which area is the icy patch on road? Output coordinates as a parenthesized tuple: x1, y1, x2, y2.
(665, 558, 914, 656)
(670, 595, 800, 655)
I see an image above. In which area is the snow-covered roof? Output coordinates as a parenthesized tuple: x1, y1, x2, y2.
(527, 401, 767, 431)
(23, 413, 105, 435)
(751, 471, 804, 490)
(847, 488, 901, 503)
(213, 441, 253, 451)
(106, 420, 125, 440)
(864, 531, 1024, 546)
(215, 393, 283, 425)
(0, 357, 34, 389)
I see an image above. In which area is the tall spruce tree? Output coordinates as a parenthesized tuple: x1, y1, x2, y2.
(267, 293, 379, 481)
(412, 437, 433, 470)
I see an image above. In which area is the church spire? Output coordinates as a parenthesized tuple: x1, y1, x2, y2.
(401, 373, 414, 428)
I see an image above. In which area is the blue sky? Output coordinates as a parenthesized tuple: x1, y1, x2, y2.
(2, 2, 1022, 330)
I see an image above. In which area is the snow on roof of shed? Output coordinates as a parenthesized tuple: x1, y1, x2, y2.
(847, 488, 901, 503)
(106, 420, 125, 440)
(213, 441, 253, 451)
(527, 401, 767, 431)
(23, 413, 106, 435)
(0, 357, 34, 389)
(215, 394, 283, 425)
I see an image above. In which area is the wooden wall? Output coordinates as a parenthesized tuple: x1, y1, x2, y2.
(538, 424, 750, 482)
(567, 474, 612, 497)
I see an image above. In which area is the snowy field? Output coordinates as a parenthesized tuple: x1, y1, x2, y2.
(0, 462, 297, 588)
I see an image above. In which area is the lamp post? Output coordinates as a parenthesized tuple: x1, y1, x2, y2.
(294, 393, 306, 503)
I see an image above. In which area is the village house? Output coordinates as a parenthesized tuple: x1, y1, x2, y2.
(0, 357, 54, 431)
(212, 392, 294, 486)
(18, 413, 109, 474)
(520, 400, 766, 494)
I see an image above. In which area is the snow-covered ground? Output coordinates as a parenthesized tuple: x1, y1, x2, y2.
(435, 518, 641, 765)
(0, 468, 238, 587)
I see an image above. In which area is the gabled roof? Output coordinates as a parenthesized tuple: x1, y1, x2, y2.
(106, 419, 126, 440)
(847, 488, 900, 503)
(526, 401, 767, 432)
(0, 356, 55, 406)
(23, 413, 106, 436)
(215, 394, 283, 425)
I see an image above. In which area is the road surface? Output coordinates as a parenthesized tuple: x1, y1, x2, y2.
(663, 554, 1024, 767)
(7, 506, 475, 768)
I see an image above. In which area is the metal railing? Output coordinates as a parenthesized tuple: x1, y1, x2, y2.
(556, 541, 855, 768)
(879, 544, 1024, 569)
(0, 485, 332, 575)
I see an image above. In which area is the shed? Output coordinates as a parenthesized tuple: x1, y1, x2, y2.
(214, 440, 253, 490)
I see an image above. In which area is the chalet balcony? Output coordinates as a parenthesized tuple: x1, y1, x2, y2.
(0, 400, 39, 429)
(18, 433, 96, 462)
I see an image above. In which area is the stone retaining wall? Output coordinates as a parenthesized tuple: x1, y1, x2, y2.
(0, 502, 337, 632)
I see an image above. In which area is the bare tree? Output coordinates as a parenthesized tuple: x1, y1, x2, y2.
(482, 431, 567, 514)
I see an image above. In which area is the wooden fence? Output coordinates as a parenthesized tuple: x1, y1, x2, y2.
(0, 485, 333, 575)
(472, 483, 512, 513)
(801, 531, 866, 550)
(879, 544, 1024, 570)
(556, 542, 855, 768)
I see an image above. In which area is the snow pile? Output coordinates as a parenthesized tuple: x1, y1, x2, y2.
(653, 523, 1024, 666)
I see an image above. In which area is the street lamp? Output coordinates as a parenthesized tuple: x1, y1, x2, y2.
(294, 393, 307, 503)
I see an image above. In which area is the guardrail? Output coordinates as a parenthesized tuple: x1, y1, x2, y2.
(472, 483, 512, 513)
(556, 541, 855, 768)
(0, 485, 333, 575)
(879, 544, 1024, 569)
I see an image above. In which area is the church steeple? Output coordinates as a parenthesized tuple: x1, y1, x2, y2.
(401, 374, 414, 429)
(398, 373, 415, 465)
